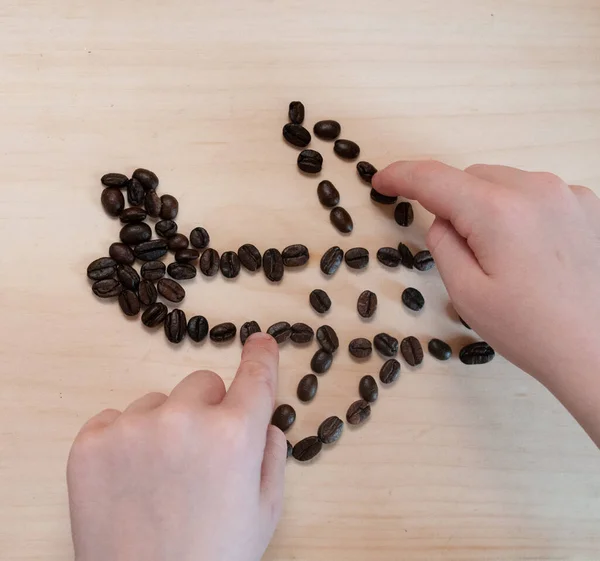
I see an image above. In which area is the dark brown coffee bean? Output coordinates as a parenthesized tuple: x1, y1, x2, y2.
(288, 101, 305, 124)
(346, 399, 371, 425)
(379, 359, 400, 384)
(160, 194, 179, 220)
(200, 248, 220, 276)
(400, 336, 424, 366)
(373, 333, 399, 357)
(118, 290, 140, 316)
(109, 243, 135, 265)
(359, 375, 378, 403)
(397, 243, 414, 269)
(187, 316, 209, 342)
(119, 206, 147, 223)
(320, 246, 344, 275)
(317, 180, 340, 207)
(459, 342, 495, 365)
(271, 404, 296, 432)
(167, 234, 189, 252)
(311, 349, 333, 374)
(126, 177, 145, 206)
(313, 120, 341, 140)
(92, 278, 122, 298)
(267, 321, 291, 344)
(167, 262, 196, 280)
(330, 207, 353, 234)
(356, 161, 377, 183)
(357, 290, 377, 319)
(345, 247, 369, 269)
(414, 250, 435, 271)
(142, 302, 167, 327)
(101, 188, 125, 216)
(87, 257, 117, 281)
(263, 248, 284, 282)
(370, 188, 397, 205)
(117, 264, 140, 291)
(348, 338, 372, 359)
(292, 436, 322, 462)
(316, 325, 339, 353)
(238, 244, 262, 271)
(240, 321, 261, 344)
(164, 309, 186, 344)
(134, 240, 168, 262)
(141, 261, 166, 281)
(334, 139, 360, 160)
(318, 416, 344, 444)
(297, 149, 323, 174)
(287, 440, 293, 458)
(290, 323, 314, 344)
(459, 316, 471, 330)
(155, 220, 178, 238)
(132, 168, 159, 190)
(175, 249, 199, 264)
(101, 172, 128, 188)
(310, 289, 331, 313)
(220, 251, 241, 279)
(120, 223, 151, 245)
(394, 201, 414, 227)
(282, 244, 309, 267)
(377, 247, 402, 267)
(428, 338, 452, 361)
(297, 374, 318, 402)
(138, 280, 157, 307)
(157, 278, 185, 303)
(144, 189, 162, 218)
(190, 227, 210, 249)
(402, 287, 425, 312)
(282, 123, 311, 147)
(209, 322, 237, 343)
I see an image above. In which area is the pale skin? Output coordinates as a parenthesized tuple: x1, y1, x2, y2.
(68, 161, 600, 561)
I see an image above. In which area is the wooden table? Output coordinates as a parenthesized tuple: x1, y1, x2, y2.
(1, 1, 599, 559)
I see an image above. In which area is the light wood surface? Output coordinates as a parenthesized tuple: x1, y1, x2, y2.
(1, 1, 600, 559)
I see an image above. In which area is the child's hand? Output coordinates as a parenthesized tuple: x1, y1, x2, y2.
(67, 333, 286, 561)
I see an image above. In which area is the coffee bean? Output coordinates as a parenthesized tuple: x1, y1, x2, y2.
(377, 247, 402, 267)
(119, 206, 147, 223)
(101, 172, 128, 188)
(155, 220, 178, 238)
(356, 161, 377, 183)
(320, 246, 344, 275)
(187, 315, 209, 342)
(334, 139, 360, 160)
(292, 436, 322, 462)
(317, 182, 340, 209)
(318, 416, 344, 444)
(459, 316, 471, 330)
(267, 321, 292, 344)
(310, 289, 331, 314)
(240, 321, 261, 344)
(132, 168, 159, 191)
(157, 278, 185, 303)
(459, 342, 495, 365)
(287, 440, 293, 458)
(402, 287, 425, 312)
(167, 234, 189, 252)
(116, 264, 140, 291)
(397, 243, 414, 269)
(348, 338, 372, 359)
(109, 243, 135, 265)
(175, 249, 199, 264)
(87, 257, 117, 281)
(346, 399, 371, 425)
(282, 244, 309, 267)
(271, 404, 296, 432)
(400, 336, 424, 366)
(290, 323, 314, 344)
(92, 278, 122, 298)
(263, 248, 284, 282)
(238, 244, 262, 271)
(141, 302, 167, 327)
(428, 338, 452, 361)
(164, 309, 187, 344)
(282, 123, 311, 147)
(144, 189, 162, 218)
(209, 322, 237, 343)
(141, 261, 166, 281)
(357, 290, 377, 319)
(330, 207, 353, 234)
(138, 280, 157, 307)
(297, 149, 323, 174)
(311, 349, 333, 374)
(160, 194, 179, 220)
(126, 177, 145, 206)
(167, 262, 197, 280)
(359, 375, 378, 403)
(101, 188, 125, 216)
(370, 188, 397, 205)
(313, 120, 341, 140)
(288, 101, 305, 124)
(200, 248, 220, 276)
(220, 251, 241, 278)
(345, 247, 369, 269)
(297, 374, 318, 402)
(316, 325, 339, 353)
(118, 290, 140, 316)
(414, 250, 435, 271)
(373, 333, 399, 357)
(134, 240, 168, 262)
(120, 223, 151, 245)
(190, 227, 210, 249)
(379, 359, 400, 384)
(394, 202, 414, 227)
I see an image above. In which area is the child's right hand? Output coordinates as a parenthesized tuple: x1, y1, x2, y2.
(374, 162, 600, 445)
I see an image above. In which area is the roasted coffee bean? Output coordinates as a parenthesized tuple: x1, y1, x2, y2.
(209, 322, 237, 343)
(167, 262, 196, 280)
(311, 349, 333, 374)
(126, 177, 145, 206)
(459, 342, 495, 365)
(377, 247, 402, 267)
(132, 168, 159, 190)
(141, 261, 166, 281)
(144, 189, 162, 218)
(330, 207, 353, 234)
(160, 194, 179, 220)
(288, 100, 305, 124)
(282, 123, 311, 147)
(167, 234, 189, 252)
(200, 248, 220, 276)
(87, 257, 117, 281)
(428, 338, 452, 361)
(379, 359, 400, 384)
(313, 120, 341, 140)
(119, 206, 147, 223)
(164, 309, 187, 344)
(286, 440, 293, 458)
(240, 321, 261, 345)
(138, 280, 157, 307)
(118, 290, 140, 316)
(282, 244, 309, 267)
(271, 404, 296, 432)
(310, 289, 331, 313)
(292, 436, 322, 462)
(346, 399, 371, 425)
(402, 287, 425, 312)
(348, 338, 372, 359)
(356, 161, 377, 183)
(290, 323, 314, 344)
(120, 223, 151, 245)
(394, 201, 414, 227)
(317, 180, 340, 207)
(263, 248, 284, 282)
(297, 374, 318, 402)
(459, 316, 471, 330)
(109, 243, 135, 265)
(238, 243, 262, 271)
(267, 321, 292, 344)
(92, 278, 122, 298)
(345, 247, 369, 269)
(187, 315, 209, 342)
(357, 290, 377, 318)
(316, 325, 339, 353)
(101, 172, 128, 188)
(414, 250, 435, 271)
(101, 187, 125, 216)
(141, 302, 167, 327)
(320, 246, 344, 275)
(155, 220, 178, 238)
(400, 336, 424, 366)
(334, 139, 360, 160)
(370, 188, 397, 205)
(220, 251, 241, 278)
(190, 227, 210, 249)
(318, 416, 344, 444)
(397, 243, 414, 269)
(359, 375, 378, 403)
(157, 278, 185, 303)
(117, 264, 140, 291)
(297, 149, 323, 174)
(175, 249, 199, 263)
(134, 240, 168, 262)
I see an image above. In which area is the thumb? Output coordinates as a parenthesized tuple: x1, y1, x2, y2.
(260, 424, 287, 523)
